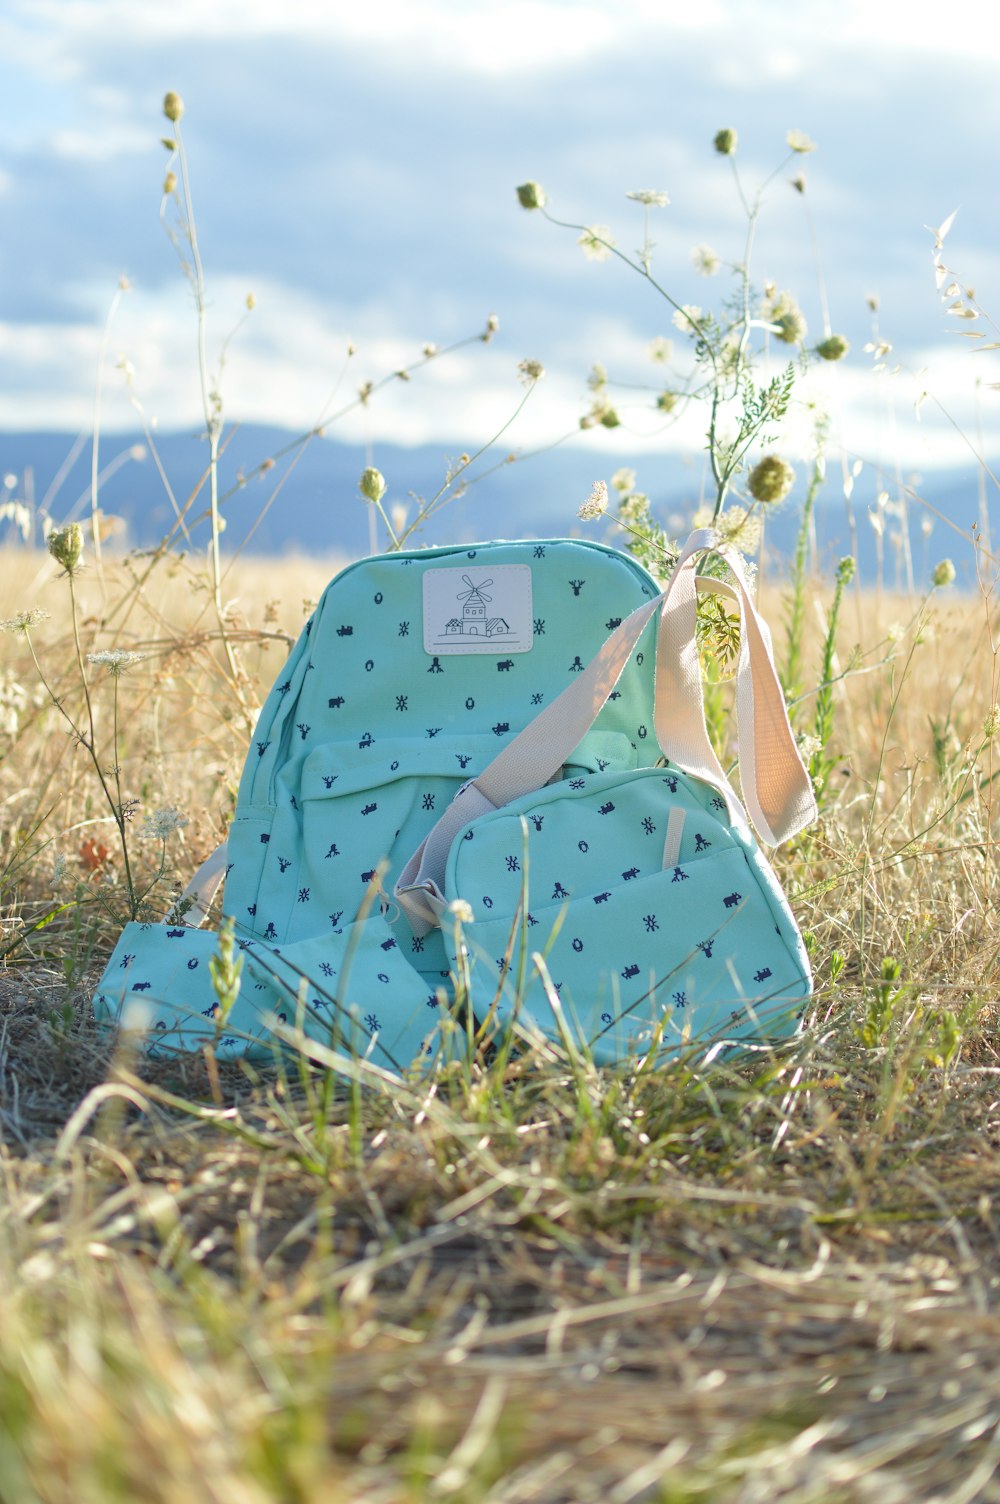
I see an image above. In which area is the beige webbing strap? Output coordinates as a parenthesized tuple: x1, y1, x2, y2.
(396, 529, 816, 933)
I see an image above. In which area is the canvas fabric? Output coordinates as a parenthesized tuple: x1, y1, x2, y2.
(93, 537, 668, 1065)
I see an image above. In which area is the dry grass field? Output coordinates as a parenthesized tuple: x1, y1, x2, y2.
(2, 536, 1000, 1503)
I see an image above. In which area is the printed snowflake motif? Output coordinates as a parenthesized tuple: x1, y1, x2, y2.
(534, 618, 545, 635)
(319, 961, 334, 977)
(672, 990, 687, 1008)
(505, 855, 520, 872)
(422, 793, 436, 810)
(641, 816, 656, 834)
(533, 545, 546, 558)
(569, 778, 586, 790)
(643, 913, 660, 932)
(398, 621, 410, 636)
(119, 953, 135, 968)
(411, 935, 425, 953)
(364, 1013, 380, 1032)
(531, 693, 544, 705)
(396, 694, 409, 711)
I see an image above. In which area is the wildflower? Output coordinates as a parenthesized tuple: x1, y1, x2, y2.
(747, 455, 796, 504)
(984, 704, 1000, 740)
(648, 336, 673, 364)
(796, 732, 822, 761)
(163, 92, 184, 123)
(816, 334, 850, 361)
(713, 127, 738, 155)
(672, 304, 703, 333)
(579, 480, 609, 520)
(516, 181, 546, 210)
(448, 898, 475, 925)
(518, 359, 545, 384)
(886, 621, 905, 644)
(691, 244, 721, 276)
(626, 189, 670, 207)
(611, 468, 636, 494)
(836, 556, 856, 586)
(765, 291, 807, 345)
(786, 128, 816, 154)
(932, 558, 956, 588)
(358, 467, 387, 505)
(87, 649, 147, 676)
(656, 390, 679, 414)
(717, 506, 762, 552)
(140, 806, 190, 841)
(578, 226, 614, 262)
(48, 522, 83, 574)
(0, 608, 50, 635)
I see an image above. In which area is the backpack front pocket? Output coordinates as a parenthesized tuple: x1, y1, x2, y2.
(445, 771, 811, 1063)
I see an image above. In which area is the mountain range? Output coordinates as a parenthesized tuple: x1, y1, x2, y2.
(0, 425, 990, 588)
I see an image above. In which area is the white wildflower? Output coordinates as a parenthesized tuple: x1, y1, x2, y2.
(691, 244, 721, 276)
(518, 359, 546, 383)
(578, 225, 615, 262)
(626, 189, 670, 207)
(932, 558, 956, 588)
(672, 304, 703, 333)
(648, 336, 674, 364)
(611, 468, 636, 495)
(448, 898, 475, 925)
(87, 649, 147, 676)
(139, 805, 190, 841)
(0, 608, 50, 635)
(578, 480, 609, 521)
(786, 128, 817, 154)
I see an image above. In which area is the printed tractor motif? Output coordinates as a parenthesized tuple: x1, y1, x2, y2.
(443, 577, 511, 640)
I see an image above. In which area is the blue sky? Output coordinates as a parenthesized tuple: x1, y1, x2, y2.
(2, 0, 999, 486)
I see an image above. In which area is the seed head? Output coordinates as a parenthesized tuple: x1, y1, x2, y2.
(516, 181, 546, 210)
(816, 334, 850, 361)
(747, 455, 796, 504)
(358, 467, 387, 505)
(163, 92, 184, 123)
(579, 481, 609, 521)
(932, 558, 956, 588)
(713, 128, 738, 156)
(48, 522, 83, 574)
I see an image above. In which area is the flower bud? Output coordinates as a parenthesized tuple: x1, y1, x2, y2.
(358, 467, 386, 505)
(163, 171, 177, 195)
(713, 128, 738, 155)
(48, 522, 83, 574)
(932, 558, 956, 588)
(816, 334, 850, 361)
(516, 181, 546, 210)
(835, 556, 856, 586)
(747, 455, 795, 504)
(656, 390, 678, 414)
(162, 92, 184, 123)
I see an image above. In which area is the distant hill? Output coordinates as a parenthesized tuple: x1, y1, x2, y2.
(0, 425, 990, 586)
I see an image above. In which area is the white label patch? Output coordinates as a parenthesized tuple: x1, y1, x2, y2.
(423, 563, 533, 655)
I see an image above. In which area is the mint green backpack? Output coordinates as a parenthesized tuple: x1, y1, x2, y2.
(93, 529, 816, 1070)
